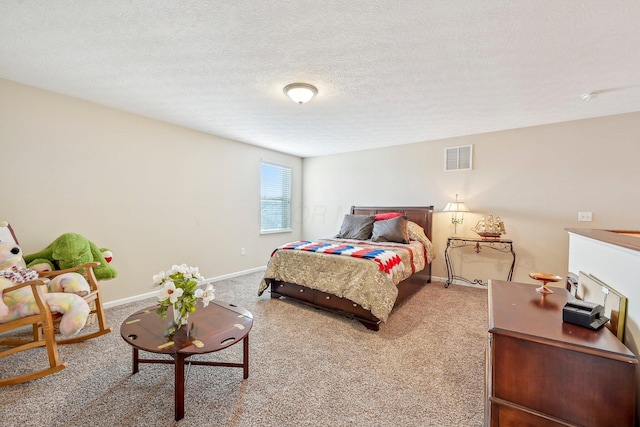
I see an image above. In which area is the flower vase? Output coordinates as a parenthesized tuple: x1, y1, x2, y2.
(172, 305, 189, 329)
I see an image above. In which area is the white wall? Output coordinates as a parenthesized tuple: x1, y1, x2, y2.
(302, 112, 640, 286)
(568, 233, 640, 350)
(0, 78, 302, 303)
(567, 232, 640, 423)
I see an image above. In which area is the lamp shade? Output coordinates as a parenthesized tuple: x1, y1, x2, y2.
(284, 83, 318, 105)
(443, 201, 469, 213)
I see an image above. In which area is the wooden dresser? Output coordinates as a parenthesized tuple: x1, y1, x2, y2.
(486, 280, 637, 426)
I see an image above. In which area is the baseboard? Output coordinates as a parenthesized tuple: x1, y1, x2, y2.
(198, 265, 266, 285)
(103, 266, 267, 309)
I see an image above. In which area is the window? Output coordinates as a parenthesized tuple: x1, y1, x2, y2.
(260, 162, 292, 233)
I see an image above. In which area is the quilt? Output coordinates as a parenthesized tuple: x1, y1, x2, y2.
(274, 240, 405, 276)
(259, 238, 432, 322)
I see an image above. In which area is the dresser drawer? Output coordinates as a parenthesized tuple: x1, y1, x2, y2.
(491, 401, 567, 427)
(319, 292, 374, 320)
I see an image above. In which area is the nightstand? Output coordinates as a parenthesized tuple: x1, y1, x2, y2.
(444, 237, 515, 287)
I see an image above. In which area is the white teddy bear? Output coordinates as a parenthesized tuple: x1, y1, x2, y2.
(0, 241, 90, 336)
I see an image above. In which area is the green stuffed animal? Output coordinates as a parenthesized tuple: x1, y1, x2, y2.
(23, 233, 117, 281)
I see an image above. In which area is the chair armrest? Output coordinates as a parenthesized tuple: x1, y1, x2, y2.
(2, 278, 49, 293)
(1, 279, 53, 320)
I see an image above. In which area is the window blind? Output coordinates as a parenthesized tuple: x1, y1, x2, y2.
(260, 162, 292, 233)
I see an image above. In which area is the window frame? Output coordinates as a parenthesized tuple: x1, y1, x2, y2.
(260, 161, 292, 234)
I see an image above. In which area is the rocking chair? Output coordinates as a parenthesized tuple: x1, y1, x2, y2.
(0, 222, 112, 385)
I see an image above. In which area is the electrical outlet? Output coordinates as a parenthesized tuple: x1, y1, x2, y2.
(578, 212, 592, 222)
(240, 248, 246, 255)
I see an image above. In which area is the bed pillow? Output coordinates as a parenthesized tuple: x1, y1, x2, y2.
(374, 212, 404, 221)
(407, 220, 430, 245)
(336, 214, 375, 240)
(407, 220, 435, 262)
(371, 215, 410, 243)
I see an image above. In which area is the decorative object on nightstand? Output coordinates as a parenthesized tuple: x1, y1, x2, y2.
(442, 194, 469, 235)
(529, 272, 562, 294)
(472, 214, 506, 239)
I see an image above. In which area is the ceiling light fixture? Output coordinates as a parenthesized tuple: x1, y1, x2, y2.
(283, 83, 318, 105)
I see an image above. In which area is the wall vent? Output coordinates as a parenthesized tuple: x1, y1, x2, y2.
(445, 145, 473, 171)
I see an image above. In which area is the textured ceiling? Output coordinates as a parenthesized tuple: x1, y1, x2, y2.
(1, 1, 640, 158)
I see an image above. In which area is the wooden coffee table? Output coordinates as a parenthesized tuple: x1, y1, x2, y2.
(120, 300, 253, 420)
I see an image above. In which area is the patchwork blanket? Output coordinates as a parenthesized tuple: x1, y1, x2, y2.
(273, 240, 404, 276)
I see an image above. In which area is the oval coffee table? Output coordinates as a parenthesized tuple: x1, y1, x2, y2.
(120, 300, 253, 421)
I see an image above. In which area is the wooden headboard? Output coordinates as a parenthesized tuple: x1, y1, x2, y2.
(350, 206, 434, 242)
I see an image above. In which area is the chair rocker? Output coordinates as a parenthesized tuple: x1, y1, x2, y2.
(0, 278, 67, 386)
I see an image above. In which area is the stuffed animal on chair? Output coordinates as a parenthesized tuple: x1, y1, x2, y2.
(24, 232, 117, 281)
(0, 242, 90, 336)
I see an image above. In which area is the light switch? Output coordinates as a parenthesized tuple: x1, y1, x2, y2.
(578, 212, 592, 222)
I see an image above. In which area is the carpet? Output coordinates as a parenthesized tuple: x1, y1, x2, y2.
(0, 271, 488, 427)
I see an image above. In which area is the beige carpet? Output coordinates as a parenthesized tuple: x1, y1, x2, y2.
(0, 271, 488, 427)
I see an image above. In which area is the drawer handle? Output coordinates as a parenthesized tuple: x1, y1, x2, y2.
(353, 303, 357, 307)
(326, 296, 331, 300)
(299, 289, 304, 293)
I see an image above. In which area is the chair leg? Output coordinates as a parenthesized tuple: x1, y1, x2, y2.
(33, 322, 42, 341)
(92, 290, 111, 336)
(41, 310, 63, 369)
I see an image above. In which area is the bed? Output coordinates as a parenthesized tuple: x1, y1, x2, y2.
(258, 206, 435, 330)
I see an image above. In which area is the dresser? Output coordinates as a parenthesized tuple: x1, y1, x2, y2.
(486, 280, 637, 426)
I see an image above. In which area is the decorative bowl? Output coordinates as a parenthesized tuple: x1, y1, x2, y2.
(529, 272, 563, 294)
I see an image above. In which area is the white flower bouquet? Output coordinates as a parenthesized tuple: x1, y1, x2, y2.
(153, 263, 215, 329)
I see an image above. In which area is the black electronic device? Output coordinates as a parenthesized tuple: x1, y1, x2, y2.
(563, 299, 609, 330)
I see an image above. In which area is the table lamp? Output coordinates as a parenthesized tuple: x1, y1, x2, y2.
(443, 194, 469, 235)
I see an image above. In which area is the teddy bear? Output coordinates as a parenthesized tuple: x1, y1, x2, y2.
(23, 232, 117, 281)
(0, 241, 91, 336)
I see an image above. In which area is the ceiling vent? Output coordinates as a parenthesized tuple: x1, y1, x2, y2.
(445, 145, 473, 171)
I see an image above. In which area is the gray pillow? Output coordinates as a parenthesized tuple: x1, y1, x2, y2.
(336, 214, 375, 240)
(371, 216, 410, 243)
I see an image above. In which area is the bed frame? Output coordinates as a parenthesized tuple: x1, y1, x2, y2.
(268, 206, 434, 331)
